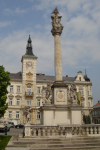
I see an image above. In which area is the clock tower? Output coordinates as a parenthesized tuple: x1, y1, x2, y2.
(21, 35, 37, 123)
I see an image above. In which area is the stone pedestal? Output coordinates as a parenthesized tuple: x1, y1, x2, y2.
(39, 104, 82, 126)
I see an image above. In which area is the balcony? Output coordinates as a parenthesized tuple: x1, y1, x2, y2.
(25, 92, 34, 97)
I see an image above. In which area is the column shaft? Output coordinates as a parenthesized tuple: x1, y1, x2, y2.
(54, 34, 62, 82)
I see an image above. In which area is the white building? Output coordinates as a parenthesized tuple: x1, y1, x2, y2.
(2, 36, 93, 125)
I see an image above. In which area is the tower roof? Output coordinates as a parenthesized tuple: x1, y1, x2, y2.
(21, 35, 37, 62)
(25, 35, 34, 56)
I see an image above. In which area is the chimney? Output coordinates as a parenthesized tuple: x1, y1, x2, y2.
(98, 101, 100, 103)
(66, 75, 68, 77)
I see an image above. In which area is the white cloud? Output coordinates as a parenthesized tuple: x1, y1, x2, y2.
(15, 7, 28, 14)
(35, 24, 41, 29)
(4, 7, 28, 15)
(0, 21, 11, 28)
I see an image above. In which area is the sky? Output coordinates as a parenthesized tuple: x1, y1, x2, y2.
(0, 0, 100, 105)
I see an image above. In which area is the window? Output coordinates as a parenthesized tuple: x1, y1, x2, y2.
(27, 86, 31, 94)
(17, 86, 20, 93)
(16, 112, 19, 118)
(9, 98, 12, 105)
(27, 99, 31, 106)
(79, 77, 81, 81)
(10, 86, 13, 93)
(88, 102, 90, 107)
(37, 100, 40, 106)
(16, 99, 20, 105)
(9, 75, 14, 78)
(88, 91, 89, 96)
(79, 89, 83, 95)
(37, 112, 40, 119)
(9, 111, 12, 118)
(37, 87, 40, 94)
(81, 100, 84, 106)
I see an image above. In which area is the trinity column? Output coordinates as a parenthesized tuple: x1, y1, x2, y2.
(51, 8, 63, 82)
(39, 8, 82, 126)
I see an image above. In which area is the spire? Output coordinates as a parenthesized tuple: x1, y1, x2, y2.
(52, 7, 59, 16)
(84, 69, 90, 82)
(25, 35, 34, 55)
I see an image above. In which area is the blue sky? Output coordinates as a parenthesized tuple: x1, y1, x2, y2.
(0, 0, 100, 105)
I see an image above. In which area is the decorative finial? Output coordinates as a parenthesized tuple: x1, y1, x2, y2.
(28, 35, 31, 43)
(85, 69, 87, 75)
(51, 7, 59, 15)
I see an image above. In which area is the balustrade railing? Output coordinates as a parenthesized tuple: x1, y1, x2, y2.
(25, 92, 34, 96)
(24, 124, 100, 137)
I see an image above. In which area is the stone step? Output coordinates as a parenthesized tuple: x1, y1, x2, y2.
(19, 137, 100, 142)
(5, 146, 100, 150)
(6, 136, 100, 150)
(7, 142, 100, 148)
(13, 139, 100, 145)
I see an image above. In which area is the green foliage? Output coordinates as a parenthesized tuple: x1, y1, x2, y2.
(50, 99, 52, 104)
(77, 99, 80, 105)
(76, 92, 80, 105)
(0, 66, 10, 118)
(0, 135, 11, 150)
(83, 114, 91, 124)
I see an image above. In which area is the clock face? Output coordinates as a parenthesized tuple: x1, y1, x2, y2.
(27, 61, 32, 67)
(26, 61, 34, 69)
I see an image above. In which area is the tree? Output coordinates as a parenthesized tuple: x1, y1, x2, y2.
(0, 66, 10, 118)
(83, 114, 91, 124)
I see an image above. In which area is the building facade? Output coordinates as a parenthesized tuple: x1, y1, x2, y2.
(2, 36, 93, 125)
(92, 101, 100, 124)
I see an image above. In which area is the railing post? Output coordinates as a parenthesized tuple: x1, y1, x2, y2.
(79, 127, 82, 136)
(42, 128, 45, 136)
(33, 128, 36, 137)
(38, 128, 41, 137)
(74, 127, 77, 135)
(47, 127, 50, 136)
(25, 126, 31, 137)
(90, 127, 93, 135)
(94, 126, 97, 134)
(66, 127, 72, 137)
(86, 127, 89, 135)
(52, 127, 55, 136)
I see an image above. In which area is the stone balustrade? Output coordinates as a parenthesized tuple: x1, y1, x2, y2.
(24, 124, 100, 138)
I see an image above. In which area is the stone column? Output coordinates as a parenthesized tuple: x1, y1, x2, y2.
(54, 34, 62, 81)
(51, 8, 63, 82)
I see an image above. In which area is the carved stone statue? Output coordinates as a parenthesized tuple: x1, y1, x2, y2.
(67, 85, 77, 106)
(51, 8, 63, 36)
(42, 84, 52, 105)
(23, 106, 31, 124)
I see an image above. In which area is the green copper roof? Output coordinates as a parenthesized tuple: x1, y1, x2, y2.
(25, 35, 37, 56)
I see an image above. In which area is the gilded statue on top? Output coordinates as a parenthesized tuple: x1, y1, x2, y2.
(51, 8, 63, 36)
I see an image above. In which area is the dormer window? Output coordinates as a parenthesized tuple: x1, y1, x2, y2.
(79, 77, 81, 81)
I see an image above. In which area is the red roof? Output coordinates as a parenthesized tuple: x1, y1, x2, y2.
(95, 103, 100, 106)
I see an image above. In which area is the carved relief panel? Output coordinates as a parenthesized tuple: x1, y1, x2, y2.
(26, 71, 33, 82)
(56, 89, 65, 102)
